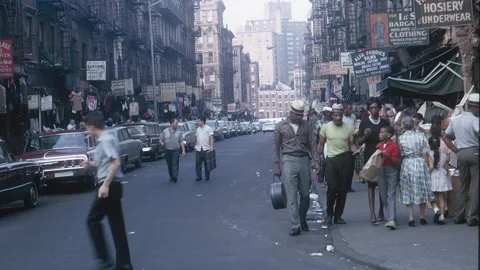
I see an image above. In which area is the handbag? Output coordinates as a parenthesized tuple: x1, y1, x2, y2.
(205, 150, 217, 172)
(359, 149, 383, 182)
(270, 175, 287, 210)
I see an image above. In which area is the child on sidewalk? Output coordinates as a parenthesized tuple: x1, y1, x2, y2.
(428, 135, 452, 225)
(377, 125, 400, 230)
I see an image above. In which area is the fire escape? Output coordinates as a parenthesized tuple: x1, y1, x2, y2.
(345, 0, 367, 49)
(2, 0, 24, 64)
(326, 0, 345, 61)
(37, 0, 75, 71)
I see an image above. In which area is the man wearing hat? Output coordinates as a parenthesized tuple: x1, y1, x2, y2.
(318, 103, 357, 225)
(443, 93, 479, 227)
(273, 100, 320, 236)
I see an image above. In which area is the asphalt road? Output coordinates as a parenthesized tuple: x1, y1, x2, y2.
(0, 132, 363, 270)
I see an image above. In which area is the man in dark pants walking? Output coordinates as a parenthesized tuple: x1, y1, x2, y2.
(195, 116, 214, 181)
(318, 104, 357, 225)
(81, 111, 133, 270)
(160, 118, 186, 183)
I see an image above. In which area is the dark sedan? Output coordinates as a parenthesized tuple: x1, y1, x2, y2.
(0, 140, 44, 208)
(122, 122, 164, 160)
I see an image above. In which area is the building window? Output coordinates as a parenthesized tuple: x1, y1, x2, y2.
(273, 111, 276, 118)
(265, 94, 268, 98)
(290, 94, 294, 99)
(206, 29, 214, 44)
(272, 102, 275, 107)
(207, 52, 214, 63)
(279, 111, 283, 118)
(278, 94, 282, 99)
(278, 103, 282, 108)
(266, 102, 269, 107)
(206, 10, 213, 22)
(259, 102, 263, 107)
(266, 111, 270, 118)
(284, 94, 287, 99)
(259, 95, 263, 99)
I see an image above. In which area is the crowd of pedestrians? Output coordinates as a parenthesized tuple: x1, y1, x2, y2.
(273, 94, 479, 235)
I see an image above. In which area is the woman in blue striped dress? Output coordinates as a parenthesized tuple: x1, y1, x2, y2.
(398, 117, 435, 227)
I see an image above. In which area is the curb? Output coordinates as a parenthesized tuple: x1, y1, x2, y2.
(329, 226, 389, 270)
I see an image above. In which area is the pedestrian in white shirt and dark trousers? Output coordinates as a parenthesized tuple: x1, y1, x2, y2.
(342, 104, 357, 193)
(195, 116, 215, 181)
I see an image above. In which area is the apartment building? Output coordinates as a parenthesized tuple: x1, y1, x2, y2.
(257, 84, 296, 119)
(250, 62, 260, 115)
(232, 45, 252, 108)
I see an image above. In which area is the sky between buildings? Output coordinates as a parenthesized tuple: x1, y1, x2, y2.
(223, 0, 311, 34)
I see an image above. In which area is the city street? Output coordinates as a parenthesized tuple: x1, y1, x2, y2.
(0, 133, 362, 270)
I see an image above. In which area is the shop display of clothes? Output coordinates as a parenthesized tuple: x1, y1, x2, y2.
(70, 91, 84, 113)
(84, 87, 99, 112)
(129, 98, 139, 117)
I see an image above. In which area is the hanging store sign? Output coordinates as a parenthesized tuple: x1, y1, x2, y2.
(328, 61, 348, 75)
(40, 95, 53, 111)
(311, 80, 328, 90)
(413, 0, 474, 29)
(175, 82, 186, 94)
(186, 85, 193, 95)
(86, 61, 106, 81)
(160, 83, 176, 102)
(370, 13, 389, 48)
(193, 87, 201, 98)
(0, 40, 14, 79)
(340, 52, 354, 68)
(351, 48, 391, 78)
(388, 12, 430, 46)
(212, 98, 222, 106)
(28, 95, 39, 110)
(227, 103, 237, 113)
(319, 63, 330, 76)
(142, 85, 160, 101)
(367, 76, 382, 84)
(202, 90, 212, 99)
(111, 78, 134, 96)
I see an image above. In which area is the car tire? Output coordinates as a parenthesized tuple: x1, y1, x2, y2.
(135, 153, 142, 169)
(24, 183, 38, 208)
(121, 157, 128, 173)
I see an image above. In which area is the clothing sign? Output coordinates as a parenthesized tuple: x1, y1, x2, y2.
(111, 78, 134, 96)
(227, 103, 237, 112)
(351, 48, 391, 78)
(340, 52, 354, 68)
(160, 83, 176, 102)
(0, 40, 14, 79)
(40, 95, 53, 111)
(388, 12, 430, 46)
(367, 76, 382, 84)
(328, 61, 348, 75)
(370, 13, 389, 48)
(319, 63, 329, 76)
(86, 61, 106, 80)
(413, 0, 474, 29)
(175, 82, 186, 94)
(311, 80, 328, 90)
(212, 98, 222, 106)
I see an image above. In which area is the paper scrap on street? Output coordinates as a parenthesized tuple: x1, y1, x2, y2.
(310, 252, 323, 256)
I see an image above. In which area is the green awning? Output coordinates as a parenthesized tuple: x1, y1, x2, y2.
(378, 58, 464, 99)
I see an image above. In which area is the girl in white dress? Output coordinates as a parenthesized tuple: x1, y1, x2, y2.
(428, 136, 452, 225)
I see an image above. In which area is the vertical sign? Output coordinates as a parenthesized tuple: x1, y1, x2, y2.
(340, 52, 354, 68)
(328, 61, 348, 75)
(175, 82, 186, 94)
(370, 13, 389, 48)
(388, 12, 429, 46)
(186, 85, 193, 95)
(413, 0, 474, 29)
(0, 40, 14, 79)
(160, 83, 176, 102)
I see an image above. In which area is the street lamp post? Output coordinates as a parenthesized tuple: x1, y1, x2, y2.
(148, 0, 163, 122)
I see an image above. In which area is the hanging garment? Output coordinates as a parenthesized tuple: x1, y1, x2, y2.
(129, 101, 139, 117)
(70, 95, 84, 112)
(84, 92, 98, 112)
(135, 94, 147, 115)
(104, 96, 113, 113)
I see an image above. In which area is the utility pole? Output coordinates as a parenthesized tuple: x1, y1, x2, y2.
(148, 0, 163, 122)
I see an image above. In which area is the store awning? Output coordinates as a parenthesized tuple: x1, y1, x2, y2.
(378, 58, 464, 99)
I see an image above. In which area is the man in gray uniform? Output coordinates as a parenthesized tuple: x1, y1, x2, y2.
(443, 93, 479, 227)
(274, 100, 320, 236)
(82, 111, 133, 270)
(160, 118, 186, 183)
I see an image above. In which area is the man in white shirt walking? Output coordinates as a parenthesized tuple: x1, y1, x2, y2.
(195, 116, 215, 181)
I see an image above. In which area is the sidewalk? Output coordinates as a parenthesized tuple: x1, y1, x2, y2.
(319, 180, 478, 270)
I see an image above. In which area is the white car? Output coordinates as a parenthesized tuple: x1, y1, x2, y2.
(262, 122, 275, 133)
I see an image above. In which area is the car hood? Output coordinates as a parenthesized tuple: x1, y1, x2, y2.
(18, 148, 89, 160)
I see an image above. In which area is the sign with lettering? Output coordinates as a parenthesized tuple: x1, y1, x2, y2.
(413, 0, 474, 29)
(367, 76, 382, 84)
(40, 95, 53, 111)
(86, 61, 106, 80)
(388, 12, 430, 46)
(328, 61, 348, 75)
(319, 63, 330, 76)
(351, 48, 391, 78)
(111, 79, 134, 96)
(142, 85, 160, 101)
(175, 81, 186, 93)
(0, 40, 14, 79)
(311, 80, 328, 90)
(340, 52, 354, 68)
(186, 85, 193, 95)
(160, 83, 176, 102)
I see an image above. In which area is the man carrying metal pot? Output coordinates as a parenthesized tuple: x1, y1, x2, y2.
(273, 100, 320, 236)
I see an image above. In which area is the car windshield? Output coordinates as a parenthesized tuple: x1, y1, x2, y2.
(178, 125, 187, 132)
(26, 133, 87, 152)
(206, 121, 216, 128)
(264, 123, 274, 127)
(127, 125, 146, 136)
(218, 121, 226, 127)
(0, 143, 10, 164)
(187, 122, 197, 131)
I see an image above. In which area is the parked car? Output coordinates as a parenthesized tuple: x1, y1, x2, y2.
(241, 122, 254, 134)
(227, 121, 238, 136)
(1, 139, 44, 208)
(217, 120, 231, 138)
(239, 123, 248, 135)
(206, 120, 224, 141)
(262, 122, 275, 133)
(106, 126, 143, 173)
(231, 121, 241, 136)
(253, 122, 262, 132)
(18, 131, 97, 187)
(178, 122, 196, 150)
(122, 122, 164, 160)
